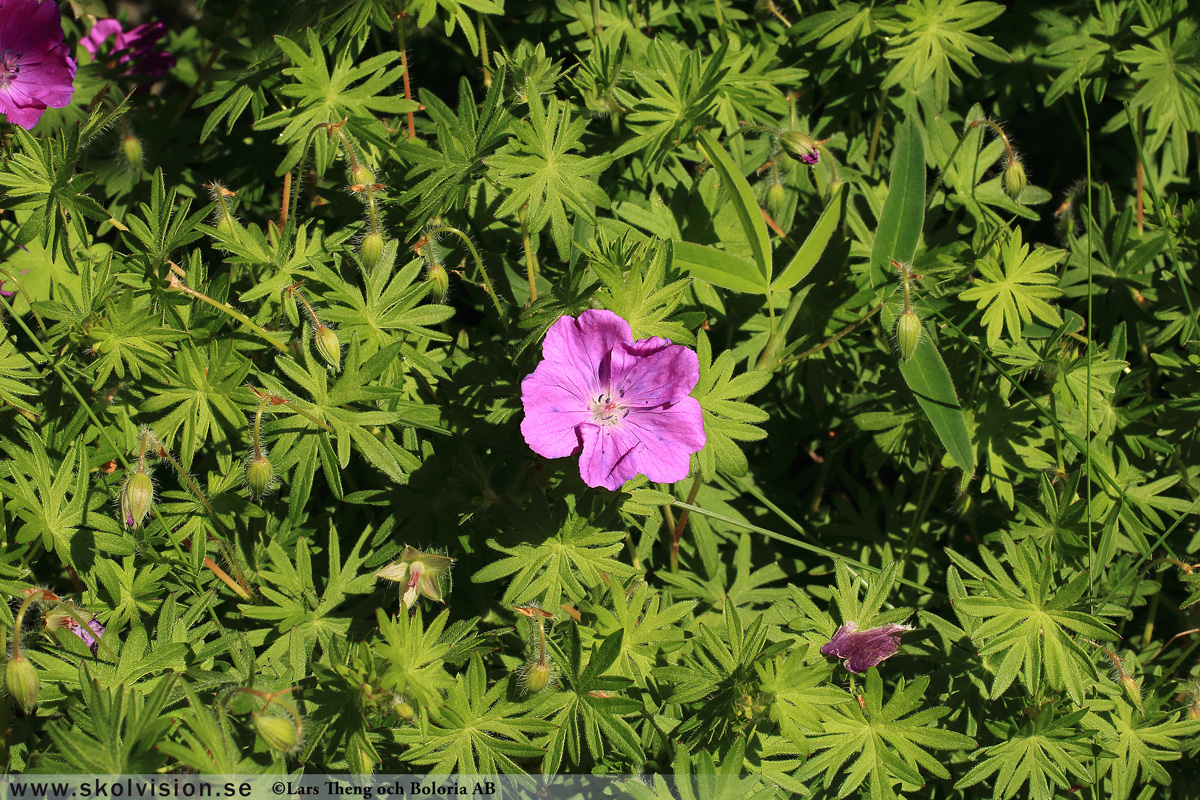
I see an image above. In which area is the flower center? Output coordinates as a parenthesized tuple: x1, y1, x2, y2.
(0, 50, 21, 86)
(589, 392, 628, 426)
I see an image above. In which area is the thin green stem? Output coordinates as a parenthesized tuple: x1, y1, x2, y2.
(866, 92, 886, 172)
(1080, 74, 1095, 612)
(170, 275, 290, 353)
(519, 203, 538, 302)
(0, 268, 47, 335)
(1122, 104, 1198, 345)
(425, 226, 505, 322)
(900, 469, 944, 570)
(776, 303, 883, 367)
(925, 119, 976, 212)
(670, 473, 704, 573)
(672, 500, 942, 597)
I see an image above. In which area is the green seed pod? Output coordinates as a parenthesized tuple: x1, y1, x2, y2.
(521, 661, 552, 695)
(351, 164, 375, 187)
(6, 655, 39, 713)
(253, 713, 299, 753)
(314, 325, 341, 372)
(121, 134, 144, 171)
(121, 470, 155, 530)
(360, 232, 384, 271)
(780, 131, 820, 165)
(245, 455, 274, 499)
(1003, 159, 1026, 200)
(896, 311, 922, 361)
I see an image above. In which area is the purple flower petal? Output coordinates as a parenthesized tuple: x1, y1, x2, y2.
(521, 311, 707, 491)
(519, 370, 590, 459)
(81, 17, 174, 82)
(820, 622, 912, 673)
(541, 309, 633, 390)
(81, 18, 122, 56)
(0, 0, 76, 129)
(609, 337, 700, 408)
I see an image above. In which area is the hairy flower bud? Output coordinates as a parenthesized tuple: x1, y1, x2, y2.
(520, 661, 552, 695)
(6, 655, 39, 713)
(351, 164, 375, 187)
(426, 258, 450, 303)
(780, 131, 820, 165)
(1004, 159, 1026, 200)
(314, 325, 341, 372)
(121, 134, 143, 170)
(253, 714, 299, 753)
(391, 697, 414, 722)
(361, 232, 384, 271)
(245, 454, 274, 499)
(120, 470, 154, 530)
(216, 215, 238, 240)
(896, 310, 922, 361)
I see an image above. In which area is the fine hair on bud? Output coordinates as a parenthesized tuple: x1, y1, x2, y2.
(313, 324, 342, 372)
(517, 655, 554, 696)
(245, 450, 276, 500)
(360, 229, 385, 272)
(120, 468, 156, 530)
(206, 181, 241, 242)
(120, 130, 144, 171)
(5, 654, 39, 713)
(895, 310, 922, 361)
(252, 711, 302, 755)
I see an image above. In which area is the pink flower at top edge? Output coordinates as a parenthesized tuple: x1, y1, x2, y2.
(520, 309, 707, 491)
(0, 0, 77, 129)
(82, 17, 174, 81)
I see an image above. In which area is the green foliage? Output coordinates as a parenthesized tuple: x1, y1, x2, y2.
(4, 0, 1200, 795)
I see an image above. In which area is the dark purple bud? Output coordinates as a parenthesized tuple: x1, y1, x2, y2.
(820, 621, 912, 673)
(780, 131, 821, 166)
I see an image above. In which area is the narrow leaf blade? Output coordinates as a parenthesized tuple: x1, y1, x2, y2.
(899, 331, 974, 474)
(696, 130, 772, 287)
(772, 184, 845, 291)
(672, 240, 767, 294)
(871, 118, 925, 285)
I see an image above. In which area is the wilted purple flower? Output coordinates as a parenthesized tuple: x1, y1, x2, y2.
(82, 18, 174, 81)
(0, 0, 77, 129)
(820, 621, 912, 673)
(521, 310, 706, 491)
(67, 616, 105, 655)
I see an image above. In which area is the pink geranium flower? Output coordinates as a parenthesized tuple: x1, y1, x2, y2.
(520, 310, 706, 491)
(82, 18, 174, 81)
(0, 0, 76, 129)
(821, 621, 913, 673)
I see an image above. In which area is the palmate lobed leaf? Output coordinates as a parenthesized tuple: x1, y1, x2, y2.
(947, 535, 1115, 704)
(797, 668, 975, 800)
(960, 227, 1065, 348)
(878, 0, 1010, 111)
(486, 93, 612, 260)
